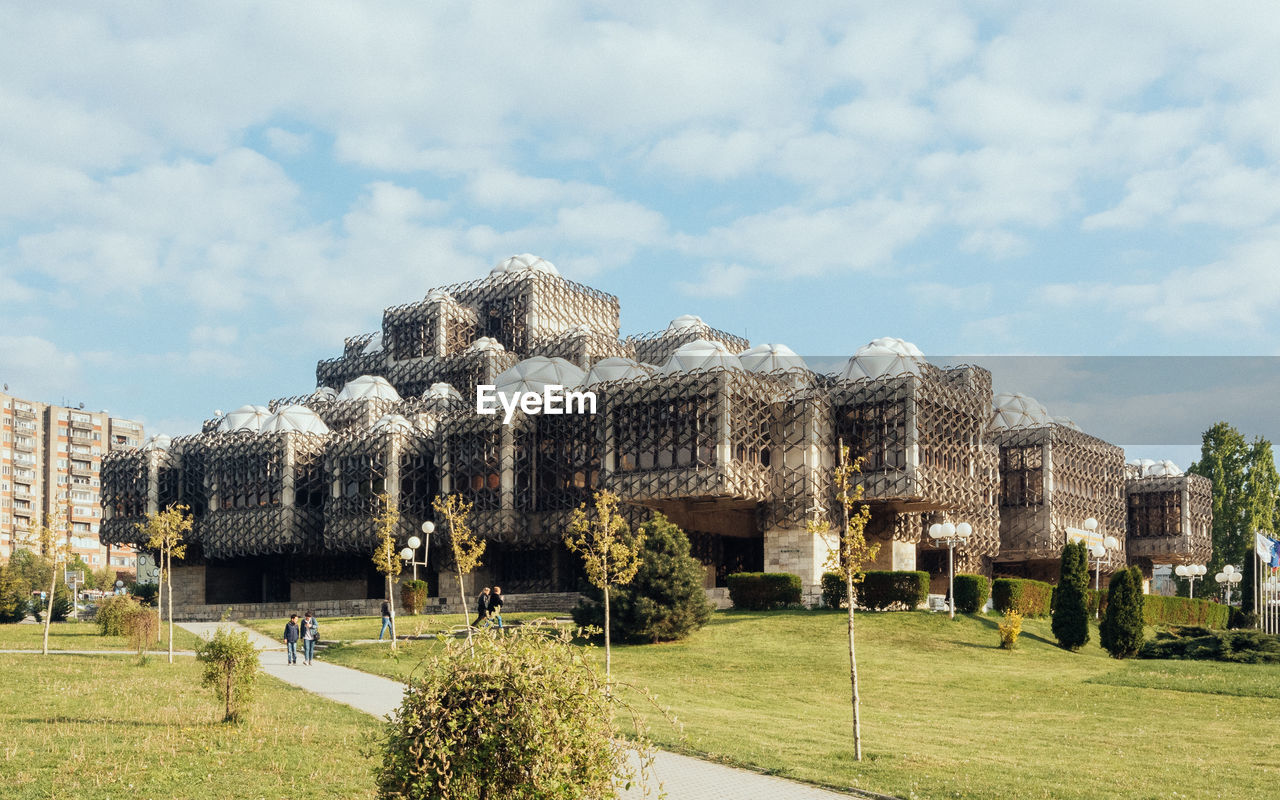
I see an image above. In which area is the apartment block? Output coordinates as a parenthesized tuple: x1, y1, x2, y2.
(0, 389, 143, 575)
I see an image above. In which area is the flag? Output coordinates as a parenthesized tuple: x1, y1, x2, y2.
(1258, 532, 1277, 564)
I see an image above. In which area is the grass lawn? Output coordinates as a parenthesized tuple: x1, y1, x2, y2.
(0, 620, 204, 652)
(0, 652, 380, 799)
(321, 609, 1280, 799)
(243, 611, 562, 643)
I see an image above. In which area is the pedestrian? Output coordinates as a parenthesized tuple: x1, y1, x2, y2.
(474, 586, 492, 628)
(490, 585, 504, 629)
(379, 599, 393, 641)
(301, 610, 319, 665)
(283, 614, 300, 665)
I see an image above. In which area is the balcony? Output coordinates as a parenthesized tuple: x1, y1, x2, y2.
(13, 438, 34, 452)
(70, 418, 93, 431)
(70, 462, 93, 477)
(13, 407, 35, 421)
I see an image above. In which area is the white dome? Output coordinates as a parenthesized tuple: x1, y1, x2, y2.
(425, 288, 452, 303)
(218, 404, 272, 433)
(841, 337, 925, 381)
(467, 337, 505, 353)
(371, 413, 418, 435)
(1053, 416, 1082, 431)
(490, 253, 559, 277)
(261, 405, 330, 435)
(337, 375, 402, 403)
(495, 356, 586, 395)
(141, 434, 172, 451)
(312, 386, 338, 401)
(424, 382, 463, 402)
(667, 314, 706, 332)
(584, 357, 655, 385)
(362, 332, 384, 355)
(990, 392, 1052, 430)
(739, 343, 808, 373)
(660, 339, 744, 374)
(1146, 459, 1184, 477)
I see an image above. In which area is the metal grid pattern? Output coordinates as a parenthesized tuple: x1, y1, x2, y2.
(629, 322, 749, 367)
(1125, 473, 1213, 565)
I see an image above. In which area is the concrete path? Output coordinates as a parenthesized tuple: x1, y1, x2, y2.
(178, 622, 869, 799)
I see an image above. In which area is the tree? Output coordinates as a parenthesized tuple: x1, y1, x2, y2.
(432, 494, 484, 651)
(572, 512, 712, 644)
(1052, 541, 1090, 651)
(26, 509, 71, 656)
(1100, 566, 1145, 658)
(564, 490, 644, 682)
(140, 505, 192, 664)
(196, 624, 261, 723)
(0, 563, 27, 623)
(814, 446, 877, 762)
(376, 624, 652, 800)
(1189, 422, 1279, 576)
(371, 493, 403, 652)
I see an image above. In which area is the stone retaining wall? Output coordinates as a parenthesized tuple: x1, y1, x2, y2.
(171, 591, 585, 622)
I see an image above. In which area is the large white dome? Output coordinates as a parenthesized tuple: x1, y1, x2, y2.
(841, 337, 925, 381)
(467, 337, 505, 353)
(218, 404, 272, 433)
(141, 434, 172, 451)
(490, 253, 559, 277)
(1145, 459, 1184, 477)
(362, 331, 384, 355)
(495, 356, 586, 395)
(739, 343, 808, 373)
(261, 405, 330, 435)
(584, 357, 655, 385)
(337, 375, 402, 403)
(371, 413, 418, 435)
(666, 314, 706, 332)
(990, 392, 1052, 430)
(660, 339, 744, 374)
(424, 382, 463, 402)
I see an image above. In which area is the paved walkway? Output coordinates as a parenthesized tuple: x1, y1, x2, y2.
(178, 622, 869, 799)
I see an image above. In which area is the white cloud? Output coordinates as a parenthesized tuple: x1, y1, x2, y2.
(676, 263, 757, 297)
(264, 127, 313, 157)
(0, 335, 81, 398)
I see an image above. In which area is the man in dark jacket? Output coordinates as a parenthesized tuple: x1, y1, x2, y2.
(283, 614, 300, 665)
(490, 586, 504, 629)
(474, 586, 492, 628)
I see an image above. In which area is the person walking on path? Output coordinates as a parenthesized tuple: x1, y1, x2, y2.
(301, 610, 319, 665)
(379, 600, 393, 640)
(490, 585, 504, 629)
(283, 614, 300, 665)
(474, 586, 492, 628)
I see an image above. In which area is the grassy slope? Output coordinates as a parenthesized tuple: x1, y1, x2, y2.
(321, 609, 1280, 800)
(243, 612, 557, 643)
(0, 653, 379, 799)
(0, 620, 203, 651)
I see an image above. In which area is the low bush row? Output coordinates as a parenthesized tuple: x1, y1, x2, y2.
(821, 571, 929, 610)
(953, 574, 990, 613)
(1086, 590, 1231, 629)
(726, 572, 801, 610)
(992, 578, 1054, 617)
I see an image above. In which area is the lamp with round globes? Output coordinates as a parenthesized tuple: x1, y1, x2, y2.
(1078, 518, 1121, 618)
(400, 521, 435, 582)
(1174, 563, 1208, 599)
(928, 521, 972, 619)
(1214, 564, 1243, 606)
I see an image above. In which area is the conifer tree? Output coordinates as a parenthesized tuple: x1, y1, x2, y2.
(1100, 566, 1145, 658)
(1051, 541, 1090, 651)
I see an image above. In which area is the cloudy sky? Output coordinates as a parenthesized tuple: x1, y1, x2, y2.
(3, 2, 1279, 464)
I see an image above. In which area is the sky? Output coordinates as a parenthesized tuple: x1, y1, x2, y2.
(3, 2, 1280, 467)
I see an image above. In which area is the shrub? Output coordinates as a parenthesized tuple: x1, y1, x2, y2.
(953, 574, 990, 613)
(401, 579, 429, 615)
(1100, 567, 1145, 658)
(998, 609, 1023, 650)
(1141, 595, 1231, 629)
(823, 571, 929, 610)
(96, 594, 143, 636)
(125, 607, 157, 657)
(1051, 542, 1090, 651)
(33, 583, 73, 623)
(991, 578, 1054, 617)
(377, 626, 649, 799)
(1139, 627, 1280, 663)
(196, 624, 261, 722)
(572, 513, 712, 643)
(0, 565, 28, 624)
(1229, 608, 1260, 630)
(128, 581, 158, 606)
(726, 572, 801, 610)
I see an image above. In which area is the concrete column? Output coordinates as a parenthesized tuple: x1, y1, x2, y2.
(764, 525, 838, 605)
(500, 426, 515, 511)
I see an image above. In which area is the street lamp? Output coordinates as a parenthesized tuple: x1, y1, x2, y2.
(400, 520, 434, 582)
(1214, 565, 1243, 606)
(928, 521, 972, 619)
(1174, 563, 1207, 598)
(1080, 518, 1121, 619)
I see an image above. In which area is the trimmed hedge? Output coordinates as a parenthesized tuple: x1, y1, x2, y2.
(726, 572, 801, 610)
(992, 578, 1054, 617)
(1087, 590, 1232, 629)
(822, 571, 929, 611)
(953, 574, 990, 613)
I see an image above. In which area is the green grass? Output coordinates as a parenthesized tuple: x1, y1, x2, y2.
(321, 609, 1280, 799)
(0, 653, 380, 799)
(0, 620, 204, 652)
(242, 612, 562, 643)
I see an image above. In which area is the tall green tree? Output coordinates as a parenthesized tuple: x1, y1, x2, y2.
(1189, 422, 1279, 579)
(140, 504, 191, 663)
(1100, 566, 1145, 658)
(433, 494, 484, 651)
(1051, 541, 1090, 651)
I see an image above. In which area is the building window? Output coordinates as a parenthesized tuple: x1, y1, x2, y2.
(1000, 445, 1044, 506)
